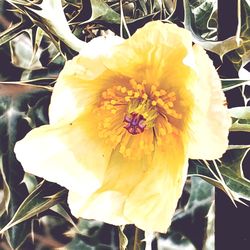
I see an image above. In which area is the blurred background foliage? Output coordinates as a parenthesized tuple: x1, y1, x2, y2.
(0, 0, 249, 249)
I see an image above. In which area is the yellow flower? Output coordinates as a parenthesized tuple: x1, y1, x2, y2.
(14, 21, 231, 233)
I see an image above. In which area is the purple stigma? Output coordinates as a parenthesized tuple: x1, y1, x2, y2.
(124, 112, 146, 135)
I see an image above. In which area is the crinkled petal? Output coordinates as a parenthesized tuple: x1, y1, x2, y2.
(49, 35, 123, 125)
(103, 21, 196, 89)
(14, 114, 111, 193)
(67, 148, 152, 225)
(124, 137, 188, 233)
(188, 45, 231, 160)
(68, 190, 129, 225)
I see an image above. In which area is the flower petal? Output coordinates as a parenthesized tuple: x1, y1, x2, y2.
(103, 21, 195, 88)
(67, 149, 148, 225)
(14, 114, 111, 194)
(188, 45, 231, 160)
(124, 136, 188, 233)
(49, 35, 123, 125)
(68, 190, 129, 225)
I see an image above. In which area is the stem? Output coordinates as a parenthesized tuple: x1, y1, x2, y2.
(133, 227, 139, 250)
(133, 227, 144, 250)
(118, 226, 128, 250)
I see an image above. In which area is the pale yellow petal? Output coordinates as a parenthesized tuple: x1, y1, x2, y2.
(68, 190, 129, 225)
(188, 45, 231, 160)
(103, 21, 196, 88)
(67, 149, 148, 225)
(124, 137, 188, 233)
(14, 113, 111, 194)
(49, 35, 123, 125)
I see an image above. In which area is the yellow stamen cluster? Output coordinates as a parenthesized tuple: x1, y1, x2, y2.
(96, 79, 183, 159)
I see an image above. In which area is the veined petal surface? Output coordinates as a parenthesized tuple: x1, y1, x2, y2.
(124, 136, 187, 233)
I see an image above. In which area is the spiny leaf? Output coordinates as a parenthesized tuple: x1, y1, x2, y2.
(171, 177, 213, 250)
(0, 181, 67, 234)
(0, 82, 51, 248)
(230, 122, 250, 132)
(0, 157, 10, 217)
(226, 0, 250, 72)
(84, 0, 121, 24)
(187, 0, 217, 39)
(229, 107, 250, 132)
(0, 18, 33, 46)
(230, 106, 250, 119)
(5, 0, 31, 5)
(22, 172, 38, 193)
(50, 204, 77, 229)
(6, 0, 85, 54)
(183, 0, 241, 58)
(189, 147, 250, 201)
(31, 27, 44, 64)
(118, 226, 128, 250)
(222, 79, 249, 91)
(61, 220, 118, 249)
(9, 31, 42, 70)
(219, 148, 250, 201)
(203, 202, 215, 250)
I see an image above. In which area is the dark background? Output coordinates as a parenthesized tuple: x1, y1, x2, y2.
(216, 1, 250, 250)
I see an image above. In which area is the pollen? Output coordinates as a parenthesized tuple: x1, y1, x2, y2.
(151, 100, 157, 106)
(95, 79, 184, 159)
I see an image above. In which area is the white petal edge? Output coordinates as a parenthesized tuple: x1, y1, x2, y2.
(188, 45, 231, 160)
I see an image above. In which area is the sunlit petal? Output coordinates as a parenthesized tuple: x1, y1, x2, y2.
(68, 149, 147, 225)
(188, 45, 231, 160)
(15, 113, 111, 193)
(124, 137, 188, 233)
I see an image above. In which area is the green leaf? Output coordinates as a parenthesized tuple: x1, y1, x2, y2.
(201, 37, 243, 59)
(186, 177, 214, 209)
(0, 18, 34, 46)
(85, 0, 121, 24)
(170, 177, 213, 250)
(230, 122, 250, 132)
(118, 226, 128, 250)
(0, 157, 10, 217)
(188, 161, 222, 188)
(230, 107, 250, 119)
(183, 0, 241, 58)
(189, 147, 250, 201)
(6, 0, 85, 54)
(31, 27, 44, 59)
(50, 203, 77, 229)
(0, 181, 67, 234)
(63, 220, 119, 249)
(0, 82, 51, 248)
(185, 0, 217, 39)
(219, 148, 250, 201)
(22, 172, 38, 193)
(222, 79, 249, 91)
(9, 31, 42, 70)
(229, 107, 250, 132)
(203, 202, 214, 250)
(226, 0, 250, 72)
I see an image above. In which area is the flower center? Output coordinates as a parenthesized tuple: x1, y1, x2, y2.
(124, 112, 146, 135)
(96, 78, 185, 159)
